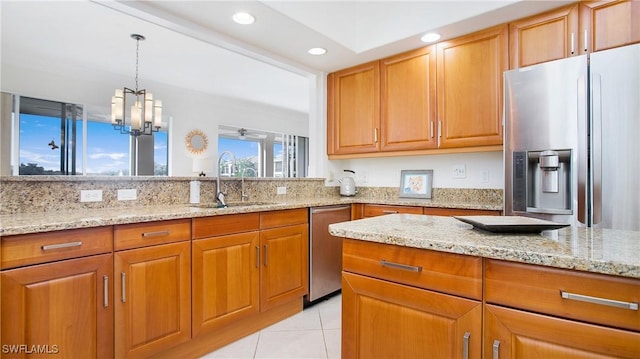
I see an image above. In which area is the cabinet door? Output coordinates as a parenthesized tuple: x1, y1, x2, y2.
(437, 25, 507, 148)
(580, 0, 640, 53)
(342, 272, 481, 359)
(509, 4, 579, 68)
(114, 241, 191, 358)
(192, 232, 259, 337)
(327, 61, 380, 155)
(1, 254, 113, 358)
(259, 223, 308, 311)
(485, 304, 640, 358)
(380, 46, 437, 151)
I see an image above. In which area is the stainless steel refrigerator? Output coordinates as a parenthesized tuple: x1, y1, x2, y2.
(504, 44, 640, 231)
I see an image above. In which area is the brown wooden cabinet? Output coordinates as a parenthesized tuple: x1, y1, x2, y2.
(327, 61, 380, 155)
(259, 209, 309, 311)
(1, 254, 114, 359)
(379, 46, 438, 152)
(509, 4, 580, 69)
(580, 0, 640, 53)
(342, 238, 483, 358)
(485, 259, 640, 358)
(114, 220, 191, 359)
(436, 24, 507, 149)
(191, 213, 261, 337)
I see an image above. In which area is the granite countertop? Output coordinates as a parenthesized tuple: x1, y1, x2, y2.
(328, 214, 640, 279)
(0, 196, 501, 236)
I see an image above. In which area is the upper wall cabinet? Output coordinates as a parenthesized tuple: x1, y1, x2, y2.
(580, 0, 640, 53)
(509, 1, 640, 69)
(327, 61, 380, 155)
(436, 24, 507, 149)
(509, 4, 579, 69)
(380, 46, 438, 152)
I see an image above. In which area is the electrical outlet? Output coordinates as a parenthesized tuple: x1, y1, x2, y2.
(117, 189, 137, 201)
(80, 189, 103, 202)
(480, 170, 490, 183)
(452, 165, 466, 179)
(276, 186, 287, 195)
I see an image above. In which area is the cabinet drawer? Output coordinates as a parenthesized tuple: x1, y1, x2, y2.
(343, 238, 482, 300)
(485, 259, 640, 331)
(363, 204, 423, 217)
(114, 219, 191, 251)
(1, 226, 113, 269)
(422, 207, 501, 216)
(260, 208, 308, 229)
(192, 213, 260, 239)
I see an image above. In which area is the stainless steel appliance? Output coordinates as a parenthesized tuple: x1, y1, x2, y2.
(307, 205, 351, 303)
(505, 44, 640, 230)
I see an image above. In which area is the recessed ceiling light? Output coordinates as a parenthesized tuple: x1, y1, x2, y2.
(308, 47, 327, 56)
(232, 12, 255, 25)
(421, 32, 441, 43)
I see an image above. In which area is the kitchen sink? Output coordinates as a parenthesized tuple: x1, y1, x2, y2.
(190, 201, 281, 209)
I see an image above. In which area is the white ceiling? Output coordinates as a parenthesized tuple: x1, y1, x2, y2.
(1, 1, 570, 114)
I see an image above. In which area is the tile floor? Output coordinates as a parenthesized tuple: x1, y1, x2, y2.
(200, 294, 342, 359)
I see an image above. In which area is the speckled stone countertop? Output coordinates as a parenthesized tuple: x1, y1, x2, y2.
(0, 195, 502, 236)
(329, 214, 640, 279)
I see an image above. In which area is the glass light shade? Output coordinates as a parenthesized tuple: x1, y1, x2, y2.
(154, 100, 162, 127)
(131, 100, 142, 130)
(113, 89, 124, 122)
(144, 93, 154, 124)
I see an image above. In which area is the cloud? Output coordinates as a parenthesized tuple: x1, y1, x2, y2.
(89, 152, 127, 160)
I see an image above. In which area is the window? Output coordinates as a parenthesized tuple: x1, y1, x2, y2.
(14, 96, 168, 176)
(218, 125, 307, 178)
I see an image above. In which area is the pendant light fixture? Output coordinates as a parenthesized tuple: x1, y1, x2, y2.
(111, 34, 162, 136)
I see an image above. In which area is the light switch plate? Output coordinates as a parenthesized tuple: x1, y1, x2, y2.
(452, 165, 466, 179)
(118, 189, 137, 201)
(276, 186, 287, 195)
(80, 189, 103, 202)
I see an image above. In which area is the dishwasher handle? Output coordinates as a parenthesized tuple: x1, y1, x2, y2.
(311, 205, 351, 214)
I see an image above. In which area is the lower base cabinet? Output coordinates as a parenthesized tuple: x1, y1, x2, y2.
(114, 241, 191, 358)
(342, 272, 482, 358)
(1, 254, 113, 358)
(485, 304, 640, 358)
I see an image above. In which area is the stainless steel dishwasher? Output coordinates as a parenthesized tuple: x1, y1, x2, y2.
(307, 205, 351, 303)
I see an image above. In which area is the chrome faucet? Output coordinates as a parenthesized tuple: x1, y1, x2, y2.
(241, 167, 258, 202)
(216, 151, 237, 208)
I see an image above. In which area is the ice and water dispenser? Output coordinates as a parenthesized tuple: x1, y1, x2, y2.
(512, 149, 572, 214)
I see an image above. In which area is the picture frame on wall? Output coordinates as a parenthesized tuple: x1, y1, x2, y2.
(399, 170, 433, 199)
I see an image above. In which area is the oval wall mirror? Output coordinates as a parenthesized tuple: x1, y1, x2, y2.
(185, 129, 208, 155)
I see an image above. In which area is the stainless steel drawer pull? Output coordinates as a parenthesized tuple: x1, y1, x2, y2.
(462, 332, 471, 359)
(103, 275, 109, 308)
(121, 272, 126, 303)
(492, 340, 500, 359)
(264, 244, 269, 266)
(382, 210, 398, 214)
(560, 290, 638, 310)
(380, 260, 422, 272)
(41, 241, 82, 251)
(255, 246, 260, 268)
(142, 230, 170, 238)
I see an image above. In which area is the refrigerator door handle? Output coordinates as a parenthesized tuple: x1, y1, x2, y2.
(577, 73, 589, 226)
(591, 73, 603, 226)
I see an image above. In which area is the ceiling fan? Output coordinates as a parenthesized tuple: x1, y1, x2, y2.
(237, 128, 267, 140)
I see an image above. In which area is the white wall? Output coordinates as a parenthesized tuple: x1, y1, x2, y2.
(326, 151, 504, 189)
(1, 62, 309, 177)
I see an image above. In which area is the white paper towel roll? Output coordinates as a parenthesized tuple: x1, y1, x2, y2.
(190, 180, 201, 204)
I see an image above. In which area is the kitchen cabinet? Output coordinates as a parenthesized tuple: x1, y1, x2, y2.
(327, 61, 380, 155)
(259, 208, 309, 311)
(352, 203, 501, 219)
(509, 4, 580, 69)
(485, 259, 640, 358)
(1, 227, 113, 358)
(114, 219, 191, 359)
(422, 207, 501, 216)
(360, 204, 423, 218)
(379, 46, 437, 152)
(580, 0, 640, 53)
(328, 25, 505, 157)
(191, 213, 260, 337)
(342, 238, 483, 358)
(436, 24, 507, 148)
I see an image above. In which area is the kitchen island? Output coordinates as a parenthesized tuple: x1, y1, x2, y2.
(329, 214, 640, 358)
